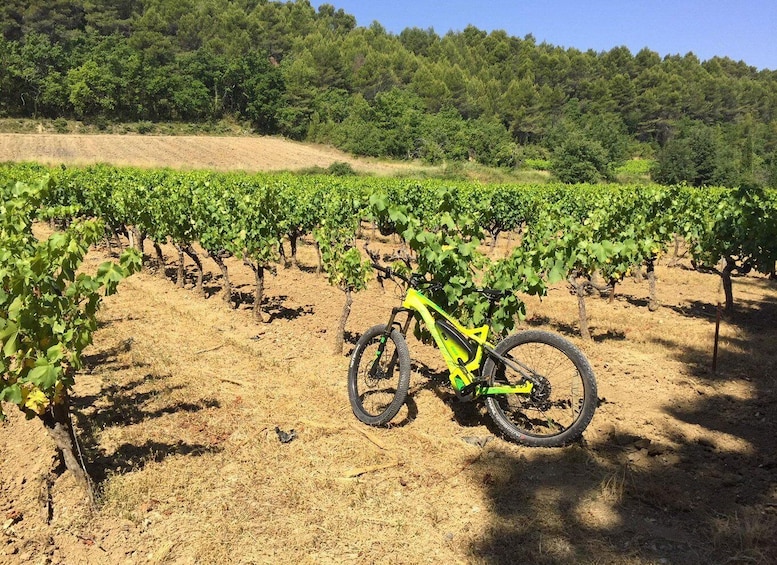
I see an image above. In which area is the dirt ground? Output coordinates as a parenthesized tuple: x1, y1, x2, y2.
(0, 133, 423, 176)
(2, 228, 776, 564)
(1, 133, 776, 563)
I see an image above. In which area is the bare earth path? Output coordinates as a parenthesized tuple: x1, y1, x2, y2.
(1, 135, 776, 563)
(0, 133, 417, 175)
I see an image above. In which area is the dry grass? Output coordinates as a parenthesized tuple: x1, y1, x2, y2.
(2, 234, 777, 564)
(0, 131, 556, 184)
(0, 133, 432, 177)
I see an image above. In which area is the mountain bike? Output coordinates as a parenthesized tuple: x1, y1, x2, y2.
(347, 259, 598, 447)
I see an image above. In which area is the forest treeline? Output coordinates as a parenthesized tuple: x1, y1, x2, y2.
(2, 0, 777, 186)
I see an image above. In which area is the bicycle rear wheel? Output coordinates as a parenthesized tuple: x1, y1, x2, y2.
(348, 324, 411, 426)
(483, 330, 597, 447)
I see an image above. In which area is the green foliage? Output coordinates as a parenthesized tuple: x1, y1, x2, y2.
(369, 186, 526, 333)
(2, 162, 775, 322)
(616, 159, 654, 176)
(551, 134, 612, 183)
(1, 1, 774, 182)
(686, 184, 777, 275)
(523, 158, 551, 171)
(223, 50, 285, 132)
(652, 122, 739, 187)
(0, 178, 140, 420)
(53, 117, 69, 133)
(314, 183, 370, 292)
(327, 161, 356, 177)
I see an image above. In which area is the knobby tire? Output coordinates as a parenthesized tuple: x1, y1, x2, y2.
(348, 324, 411, 426)
(483, 330, 597, 447)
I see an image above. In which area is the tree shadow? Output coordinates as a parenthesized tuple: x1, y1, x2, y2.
(344, 330, 361, 345)
(88, 440, 222, 484)
(472, 291, 777, 563)
(73, 374, 219, 429)
(71, 368, 222, 486)
(82, 346, 151, 376)
(230, 291, 311, 322)
(524, 315, 626, 342)
(82, 338, 136, 369)
(297, 264, 321, 275)
(263, 295, 313, 322)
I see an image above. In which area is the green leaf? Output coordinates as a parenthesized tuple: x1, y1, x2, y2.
(2, 329, 19, 357)
(548, 262, 566, 284)
(46, 343, 64, 363)
(26, 363, 59, 390)
(1, 384, 22, 405)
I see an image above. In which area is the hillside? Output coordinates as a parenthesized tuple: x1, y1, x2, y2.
(0, 133, 421, 175)
(2, 0, 776, 186)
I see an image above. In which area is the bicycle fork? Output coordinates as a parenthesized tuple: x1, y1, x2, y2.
(369, 307, 414, 379)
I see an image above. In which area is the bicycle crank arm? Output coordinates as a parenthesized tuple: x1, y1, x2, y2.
(482, 382, 534, 396)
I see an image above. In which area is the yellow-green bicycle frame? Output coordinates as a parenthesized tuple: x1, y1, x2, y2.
(384, 287, 534, 399)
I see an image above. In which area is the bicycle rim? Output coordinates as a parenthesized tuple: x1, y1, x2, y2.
(485, 332, 595, 445)
(349, 326, 410, 425)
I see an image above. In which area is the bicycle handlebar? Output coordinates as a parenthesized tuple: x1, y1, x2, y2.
(370, 262, 510, 302)
(370, 262, 404, 282)
(372, 262, 426, 289)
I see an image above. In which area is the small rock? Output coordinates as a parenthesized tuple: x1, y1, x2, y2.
(634, 438, 651, 450)
(462, 436, 493, 448)
(275, 426, 297, 444)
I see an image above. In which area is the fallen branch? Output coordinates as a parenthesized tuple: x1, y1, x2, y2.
(218, 376, 249, 387)
(195, 344, 225, 355)
(350, 423, 389, 451)
(343, 459, 401, 478)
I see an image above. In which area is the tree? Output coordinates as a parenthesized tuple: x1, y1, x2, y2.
(465, 116, 517, 167)
(67, 59, 117, 118)
(315, 184, 370, 355)
(652, 137, 696, 185)
(686, 184, 777, 314)
(224, 50, 285, 132)
(551, 134, 611, 183)
(653, 122, 738, 187)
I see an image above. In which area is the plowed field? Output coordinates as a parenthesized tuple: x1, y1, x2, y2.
(0, 133, 417, 175)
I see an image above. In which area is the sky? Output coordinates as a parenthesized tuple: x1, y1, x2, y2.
(313, 1, 777, 71)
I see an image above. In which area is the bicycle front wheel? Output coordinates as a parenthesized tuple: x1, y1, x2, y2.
(483, 330, 597, 447)
(348, 324, 411, 426)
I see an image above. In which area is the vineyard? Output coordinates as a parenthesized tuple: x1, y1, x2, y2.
(2, 163, 777, 563)
(3, 162, 776, 327)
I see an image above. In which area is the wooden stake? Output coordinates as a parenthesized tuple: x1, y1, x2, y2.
(712, 302, 721, 372)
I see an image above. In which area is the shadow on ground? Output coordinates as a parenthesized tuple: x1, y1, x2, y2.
(471, 285, 777, 564)
(73, 341, 222, 486)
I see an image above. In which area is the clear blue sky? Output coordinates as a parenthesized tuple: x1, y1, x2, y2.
(314, 1, 777, 71)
